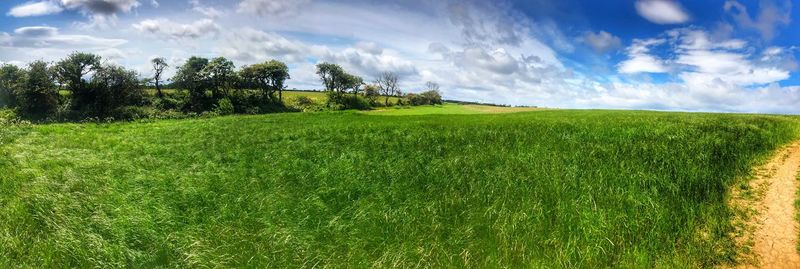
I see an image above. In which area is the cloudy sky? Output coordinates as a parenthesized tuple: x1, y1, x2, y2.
(1, 0, 799, 113)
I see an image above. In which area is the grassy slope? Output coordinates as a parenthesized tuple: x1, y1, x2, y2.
(1, 110, 798, 268)
(364, 103, 543, 115)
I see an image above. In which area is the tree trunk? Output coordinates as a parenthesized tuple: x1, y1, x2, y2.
(156, 81, 164, 98)
(385, 95, 389, 106)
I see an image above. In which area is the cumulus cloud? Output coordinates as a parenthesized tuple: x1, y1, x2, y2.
(618, 39, 669, 73)
(216, 28, 417, 79)
(724, 0, 792, 40)
(0, 26, 126, 49)
(190, 0, 223, 18)
(237, 0, 311, 16)
(7, 1, 64, 17)
(582, 31, 622, 53)
(635, 0, 690, 24)
(133, 19, 220, 40)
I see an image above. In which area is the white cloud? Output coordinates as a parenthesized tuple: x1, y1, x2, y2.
(133, 19, 220, 40)
(1, 26, 127, 48)
(237, 0, 311, 16)
(724, 0, 792, 40)
(190, 0, 223, 18)
(618, 38, 669, 73)
(635, 0, 690, 24)
(582, 31, 622, 53)
(7, 1, 64, 17)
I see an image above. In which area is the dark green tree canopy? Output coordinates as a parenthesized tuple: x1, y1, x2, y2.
(54, 52, 101, 91)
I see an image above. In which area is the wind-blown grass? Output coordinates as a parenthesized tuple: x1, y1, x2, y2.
(0, 110, 797, 267)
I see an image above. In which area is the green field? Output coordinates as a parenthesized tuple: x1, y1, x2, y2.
(1, 108, 798, 267)
(365, 103, 543, 115)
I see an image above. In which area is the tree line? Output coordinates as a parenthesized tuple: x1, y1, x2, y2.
(0, 52, 443, 121)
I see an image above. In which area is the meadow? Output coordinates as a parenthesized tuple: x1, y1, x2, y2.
(1, 108, 798, 268)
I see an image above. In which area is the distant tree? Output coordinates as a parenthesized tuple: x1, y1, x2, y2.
(88, 64, 143, 116)
(362, 83, 380, 105)
(203, 57, 236, 99)
(53, 52, 102, 110)
(343, 74, 363, 95)
(151, 57, 169, 98)
(375, 71, 399, 106)
(0, 64, 25, 108)
(240, 60, 290, 101)
(18, 60, 59, 116)
(425, 81, 440, 92)
(316, 62, 346, 93)
(173, 56, 210, 110)
(420, 90, 443, 105)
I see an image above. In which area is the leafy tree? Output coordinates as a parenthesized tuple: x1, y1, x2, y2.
(240, 60, 290, 101)
(362, 84, 380, 105)
(88, 64, 143, 116)
(18, 61, 59, 116)
(173, 56, 210, 111)
(203, 57, 236, 99)
(151, 57, 169, 98)
(376, 71, 399, 106)
(316, 62, 346, 94)
(53, 52, 101, 110)
(343, 74, 364, 95)
(420, 90, 443, 105)
(0, 64, 25, 108)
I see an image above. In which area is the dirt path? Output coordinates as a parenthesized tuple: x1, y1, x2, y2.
(733, 142, 800, 268)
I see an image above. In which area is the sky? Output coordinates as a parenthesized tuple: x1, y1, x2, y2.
(1, 0, 800, 114)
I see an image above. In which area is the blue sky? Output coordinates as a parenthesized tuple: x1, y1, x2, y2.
(1, 0, 799, 113)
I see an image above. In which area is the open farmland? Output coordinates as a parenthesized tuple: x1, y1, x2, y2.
(1, 109, 797, 267)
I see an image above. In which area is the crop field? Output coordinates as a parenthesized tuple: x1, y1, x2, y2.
(1, 109, 798, 267)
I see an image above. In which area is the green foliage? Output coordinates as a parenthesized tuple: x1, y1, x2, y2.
(405, 90, 443, 106)
(239, 60, 290, 101)
(0, 111, 797, 267)
(16, 61, 59, 117)
(84, 64, 144, 117)
(203, 57, 236, 99)
(0, 64, 25, 108)
(213, 97, 235, 116)
(173, 57, 211, 111)
(54, 52, 102, 110)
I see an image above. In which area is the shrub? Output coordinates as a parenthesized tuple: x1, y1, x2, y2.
(326, 92, 372, 110)
(0, 64, 25, 108)
(17, 61, 60, 118)
(214, 98, 235, 116)
(404, 90, 443, 106)
(111, 106, 157, 121)
(84, 64, 144, 117)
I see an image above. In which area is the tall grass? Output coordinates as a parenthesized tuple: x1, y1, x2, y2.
(0, 110, 797, 267)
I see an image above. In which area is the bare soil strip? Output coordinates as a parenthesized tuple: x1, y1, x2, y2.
(732, 141, 800, 268)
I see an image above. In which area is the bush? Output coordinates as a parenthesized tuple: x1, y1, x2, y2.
(404, 90, 443, 106)
(326, 92, 372, 110)
(214, 98, 235, 116)
(17, 61, 60, 118)
(111, 106, 157, 121)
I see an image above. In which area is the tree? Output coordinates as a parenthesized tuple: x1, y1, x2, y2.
(88, 64, 143, 116)
(18, 61, 59, 116)
(151, 57, 169, 99)
(0, 64, 25, 108)
(239, 60, 290, 101)
(53, 52, 101, 110)
(343, 74, 363, 96)
(420, 90, 443, 105)
(425, 81, 440, 92)
(375, 71, 399, 106)
(362, 84, 380, 104)
(203, 57, 235, 99)
(316, 62, 345, 93)
(173, 56, 210, 110)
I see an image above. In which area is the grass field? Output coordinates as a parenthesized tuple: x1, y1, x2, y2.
(1, 108, 798, 267)
(365, 103, 544, 115)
